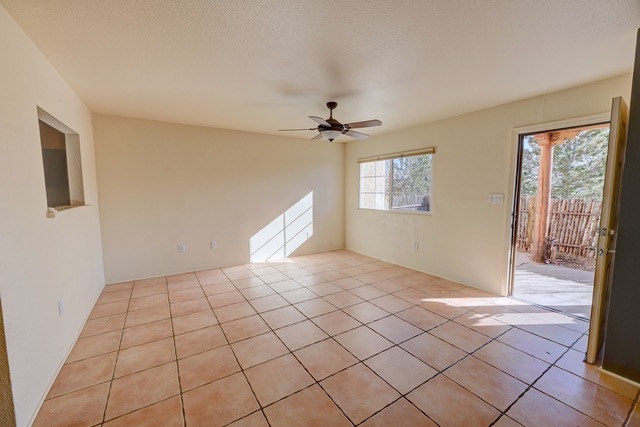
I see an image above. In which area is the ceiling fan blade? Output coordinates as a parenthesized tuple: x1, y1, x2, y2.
(344, 119, 382, 129)
(309, 116, 330, 126)
(278, 128, 316, 131)
(311, 133, 323, 141)
(344, 130, 369, 140)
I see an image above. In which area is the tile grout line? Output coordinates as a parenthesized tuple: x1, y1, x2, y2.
(83, 273, 428, 426)
(239, 258, 418, 424)
(98, 278, 185, 425)
(443, 328, 525, 426)
(111, 262, 540, 424)
(48, 251, 631, 427)
(491, 330, 606, 426)
(101, 282, 611, 427)
(428, 314, 599, 425)
(246, 257, 403, 420)
(33, 255, 422, 424)
(248, 280, 357, 425)
(99, 280, 135, 425)
(170, 277, 189, 427)
(251, 269, 446, 425)
(371, 289, 613, 426)
(139, 293, 509, 372)
(332, 275, 463, 426)
(208, 271, 274, 427)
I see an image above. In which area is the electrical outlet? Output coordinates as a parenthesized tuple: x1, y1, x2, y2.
(178, 244, 185, 253)
(489, 193, 505, 204)
(210, 240, 217, 249)
(413, 241, 419, 250)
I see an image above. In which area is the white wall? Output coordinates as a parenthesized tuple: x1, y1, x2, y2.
(93, 115, 345, 283)
(0, 6, 105, 427)
(345, 75, 632, 295)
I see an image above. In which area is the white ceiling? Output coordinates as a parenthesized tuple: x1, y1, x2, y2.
(2, 1, 639, 141)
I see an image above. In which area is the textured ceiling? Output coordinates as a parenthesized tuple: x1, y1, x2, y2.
(2, 0, 639, 141)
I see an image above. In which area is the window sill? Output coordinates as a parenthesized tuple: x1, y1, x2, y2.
(358, 207, 432, 216)
(47, 203, 87, 218)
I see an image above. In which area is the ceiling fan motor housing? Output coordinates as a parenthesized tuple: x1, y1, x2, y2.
(278, 100, 380, 142)
(318, 121, 344, 141)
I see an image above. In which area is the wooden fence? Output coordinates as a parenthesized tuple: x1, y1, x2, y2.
(517, 197, 601, 258)
(392, 194, 430, 211)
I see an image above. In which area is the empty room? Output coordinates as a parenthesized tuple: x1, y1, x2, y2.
(2, 1, 640, 426)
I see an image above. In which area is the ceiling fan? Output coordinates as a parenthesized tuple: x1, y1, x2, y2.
(279, 101, 382, 142)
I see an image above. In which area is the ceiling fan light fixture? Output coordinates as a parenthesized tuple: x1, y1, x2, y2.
(278, 101, 381, 142)
(320, 129, 341, 141)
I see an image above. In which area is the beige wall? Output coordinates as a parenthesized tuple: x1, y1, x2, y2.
(345, 75, 632, 295)
(93, 115, 345, 283)
(0, 6, 105, 427)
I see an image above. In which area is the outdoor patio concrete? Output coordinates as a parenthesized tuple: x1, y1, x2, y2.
(513, 258, 594, 320)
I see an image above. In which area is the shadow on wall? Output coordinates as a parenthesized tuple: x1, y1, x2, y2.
(250, 192, 314, 262)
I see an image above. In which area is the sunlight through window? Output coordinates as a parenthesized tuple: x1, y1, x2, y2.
(249, 192, 314, 262)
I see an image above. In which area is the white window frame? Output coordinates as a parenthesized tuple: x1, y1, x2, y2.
(358, 147, 434, 215)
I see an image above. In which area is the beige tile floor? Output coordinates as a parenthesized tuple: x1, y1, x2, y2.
(34, 250, 640, 426)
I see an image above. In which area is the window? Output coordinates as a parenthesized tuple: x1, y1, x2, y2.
(359, 148, 433, 213)
(38, 108, 84, 211)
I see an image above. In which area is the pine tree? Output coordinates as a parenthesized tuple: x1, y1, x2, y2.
(520, 136, 540, 197)
(391, 154, 432, 208)
(551, 129, 609, 199)
(519, 129, 608, 199)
